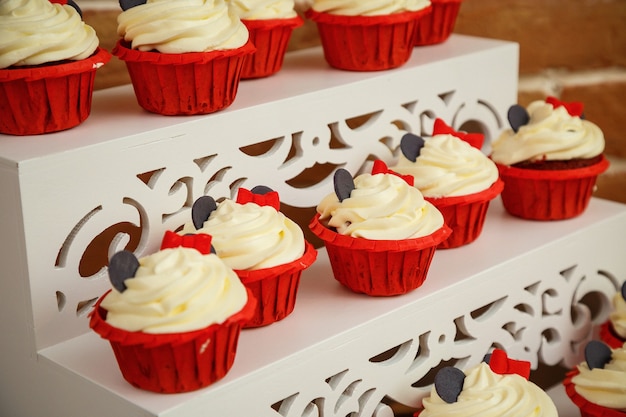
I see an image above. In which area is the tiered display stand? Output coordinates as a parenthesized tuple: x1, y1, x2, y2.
(1, 35, 625, 417)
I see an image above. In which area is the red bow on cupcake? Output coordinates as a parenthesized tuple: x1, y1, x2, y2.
(546, 96, 584, 117)
(236, 187, 280, 211)
(488, 348, 531, 380)
(372, 160, 414, 186)
(433, 118, 484, 150)
(160, 231, 213, 255)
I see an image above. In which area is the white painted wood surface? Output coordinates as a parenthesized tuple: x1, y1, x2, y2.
(1, 35, 623, 417)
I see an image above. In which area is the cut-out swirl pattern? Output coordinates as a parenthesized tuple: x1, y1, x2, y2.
(54, 93, 503, 322)
(270, 265, 619, 416)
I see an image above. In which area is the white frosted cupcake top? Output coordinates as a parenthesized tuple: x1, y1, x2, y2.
(573, 342, 626, 411)
(101, 247, 248, 334)
(117, 0, 249, 53)
(491, 99, 605, 166)
(317, 165, 444, 240)
(310, 0, 430, 16)
(181, 197, 305, 271)
(229, 0, 298, 19)
(393, 133, 499, 198)
(0, 0, 99, 69)
(421, 361, 558, 417)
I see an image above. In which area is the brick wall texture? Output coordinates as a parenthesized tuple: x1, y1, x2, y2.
(84, 0, 626, 203)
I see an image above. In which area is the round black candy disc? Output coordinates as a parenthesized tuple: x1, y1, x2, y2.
(334, 169, 355, 202)
(434, 366, 465, 404)
(192, 196, 218, 229)
(108, 250, 139, 293)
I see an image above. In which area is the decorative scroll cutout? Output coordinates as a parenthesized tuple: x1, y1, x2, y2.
(55, 206, 101, 269)
(56, 94, 503, 284)
(46, 91, 508, 354)
(268, 265, 619, 416)
(273, 368, 394, 417)
(56, 291, 66, 312)
(76, 297, 98, 317)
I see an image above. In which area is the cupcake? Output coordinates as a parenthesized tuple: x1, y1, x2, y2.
(563, 340, 626, 417)
(0, 0, 110, 135)
(491, 96, 609, 220)
(164, 186, 317, 328)
(113, 0, 255, 115)
(305, 0, 432, 71)
(600, 282, 626, 349)
(309, 160, 451, 296)
(413, 0, 463, 46)
(89, 243, 255, 393)
(392, 119, 503, 249)
(416, 349, 558, 416)
(229, 0, 303, 79)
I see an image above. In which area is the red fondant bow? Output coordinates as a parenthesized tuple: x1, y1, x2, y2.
(488, 349, 531, 380)
(433, 118, 484, 150)
(371, 160, 414, 186)
(546, 96, 584, 117)
(160, 230, 213, 255)
(236, 188, 280, 211)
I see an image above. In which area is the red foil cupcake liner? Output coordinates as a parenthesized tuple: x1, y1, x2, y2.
(89, 289, 256, 393)
(599, 320, 626, 349)
(112, 40, 255, 115)
(425, 179, 504, 249)
(563, 369, 626, 417)
(240, 16, 303, 79)
(495, 155, 609, 220)
(309, 213, 451, 296)
(235, 241, 317, 328)
(306, 7, 432, 71)
(0, 47, 110, 135)
(413, 0, 463, 46)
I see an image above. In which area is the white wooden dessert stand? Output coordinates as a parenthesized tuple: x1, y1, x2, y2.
(1, 35, 624, 417)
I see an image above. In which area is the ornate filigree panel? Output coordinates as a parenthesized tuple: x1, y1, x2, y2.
(271, 265, 620, 416)
(51, 92, 503, 331)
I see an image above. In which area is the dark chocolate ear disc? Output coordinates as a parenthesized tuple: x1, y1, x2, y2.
(434, 366, 465, 404)
(621, 281, 626, 301)
(400, 133, 425, 162)
(119, 0, 147, 11)
(585, 340, 612, 370)
(482, 353, 492, 364)
(108, 250, 139, 293)
(334, 169, 355, 202)
(191, 196, 217, 230)
(508, 105, 530, 133)
(251, 185, 273, 195)
(66, 0, 82, 17)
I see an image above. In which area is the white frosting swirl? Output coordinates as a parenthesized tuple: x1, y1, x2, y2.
(229, 0, 298, 19)
(420, 362, 558, 417)
(180, 199, 305, 270)
(572, 343, 626, 411)
(100, 247, 248, 334)
(117, 0, 249, 53)
(311, 0, 430, 16)
(392, 134, 499, 198)
(491, 100, 605, 166)
(610, 292, 626, 339)
(317, 172, 444, 240)
(0, 0, 99, 69)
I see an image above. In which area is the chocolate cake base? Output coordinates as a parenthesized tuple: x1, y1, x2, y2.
(512, 155, 603, 170)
